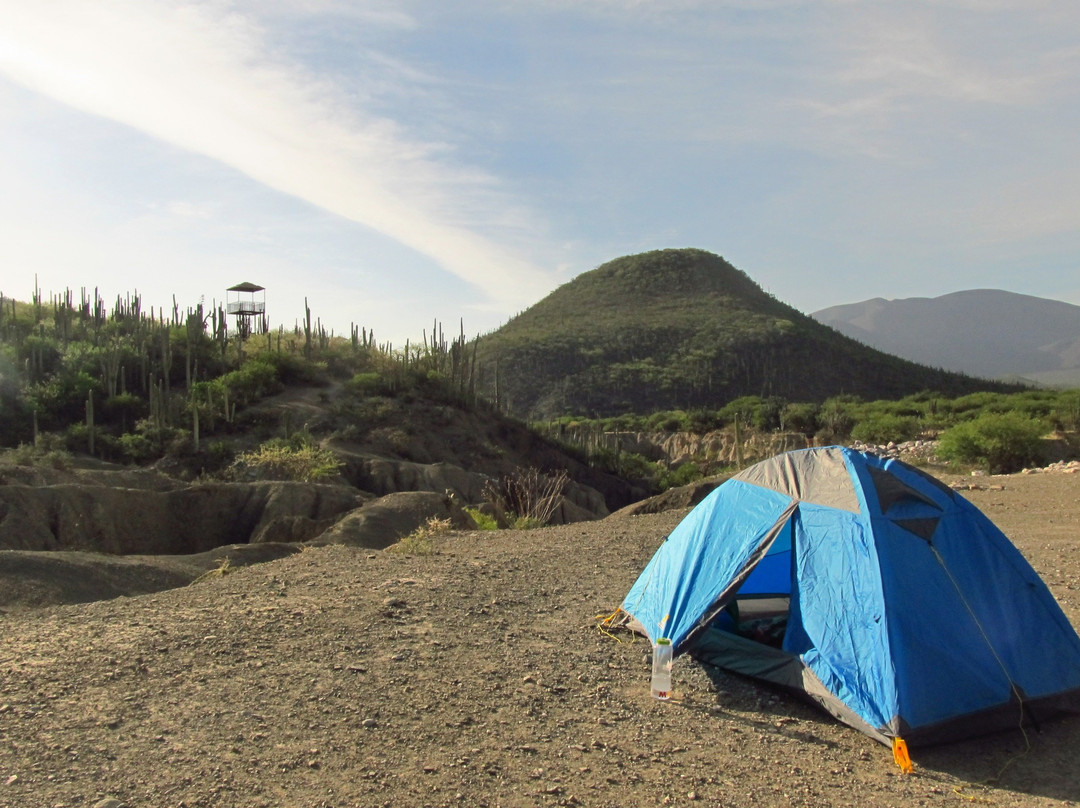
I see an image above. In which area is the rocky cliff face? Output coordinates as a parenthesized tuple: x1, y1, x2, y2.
(0, 480, 366, 554)
(0, 459, 614, 558)
(600, 430, 811, 467)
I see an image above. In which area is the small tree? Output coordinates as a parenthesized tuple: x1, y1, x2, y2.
(937, 413, 1048, 474)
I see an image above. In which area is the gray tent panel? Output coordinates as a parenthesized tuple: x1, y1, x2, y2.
(733, 447, 858, 513)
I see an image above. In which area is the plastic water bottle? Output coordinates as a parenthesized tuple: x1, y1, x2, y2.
(651, 638, 673, 700)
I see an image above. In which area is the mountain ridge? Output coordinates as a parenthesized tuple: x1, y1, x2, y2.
(812, 289, 1080, 385)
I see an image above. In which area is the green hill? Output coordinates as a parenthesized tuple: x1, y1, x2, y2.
(475, 248, 1020, 419)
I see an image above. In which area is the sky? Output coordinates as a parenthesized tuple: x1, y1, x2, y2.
(1, 0, 1078, 346)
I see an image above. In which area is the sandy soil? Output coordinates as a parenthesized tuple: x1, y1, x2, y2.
(2, 472, 1080, 808)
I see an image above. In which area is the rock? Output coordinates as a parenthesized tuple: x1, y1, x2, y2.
(598, 430, 809, 467)
(316, 491, 477, 549)
(0, 480, 366, 554)
(0, 542, 305, 611)
(331, 449, 492, 502)
(610, 477, 728, 517)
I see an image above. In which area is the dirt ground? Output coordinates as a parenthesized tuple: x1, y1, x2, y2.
(2, 471, 1080, 808)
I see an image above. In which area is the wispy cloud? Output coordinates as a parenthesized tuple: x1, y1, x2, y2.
(1, 0, 1078, 331)
(0, 0, 554, 307)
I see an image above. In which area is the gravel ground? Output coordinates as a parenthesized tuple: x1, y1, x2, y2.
(2, 472, 1080, 808)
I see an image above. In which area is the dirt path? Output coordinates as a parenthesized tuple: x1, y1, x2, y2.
(2, 473, 1079, 807)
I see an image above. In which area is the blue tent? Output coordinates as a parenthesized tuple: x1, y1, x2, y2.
(621, 447, 1080, 745)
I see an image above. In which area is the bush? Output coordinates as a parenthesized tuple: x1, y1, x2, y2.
(590, 448, 659, 482)
(117, 432, 155, 463)
(645, 410, 689, 432)
(850, 414, 920, 445)
(484, 467, 569, 528)
(1051, 392, 1080, 432)
(349, 371, 389, 397)
(686, 408, 723, 433)
(937, 413, 1048, 473)
(657, 461, 701, 491)
(387, 516, 450, 555)
(818, 397, 857, 439)
(1, 442, 72, 469)
(231, 439, 343, 482)
(781, 403, 819, 436)
(463, 507, 499, 531)
(219, 357, 283, 407)
(718, 396, 764, 428)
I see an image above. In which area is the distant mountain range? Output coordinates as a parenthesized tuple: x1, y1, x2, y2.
(475, 249, 1018, 420)
(812, 290, 1080, 387)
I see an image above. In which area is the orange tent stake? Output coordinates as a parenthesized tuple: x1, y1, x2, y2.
(892, 737, 914, 774)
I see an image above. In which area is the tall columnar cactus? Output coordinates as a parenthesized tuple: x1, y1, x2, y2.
(86, 390, 95, 456)
(192, 398, 200, 452)
(304, 298, 312, 360)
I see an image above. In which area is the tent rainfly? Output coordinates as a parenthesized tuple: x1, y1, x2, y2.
(620, 447, 1080, 748)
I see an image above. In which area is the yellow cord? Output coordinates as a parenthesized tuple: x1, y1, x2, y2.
(952, 786, 996, 804)
(595, 608, 638, 644)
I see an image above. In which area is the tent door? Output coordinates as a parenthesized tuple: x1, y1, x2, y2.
(713, 517, 796, 649)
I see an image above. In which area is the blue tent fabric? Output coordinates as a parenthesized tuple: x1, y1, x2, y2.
(621, 447, 1080, 745)
(620, 483, 795, 648)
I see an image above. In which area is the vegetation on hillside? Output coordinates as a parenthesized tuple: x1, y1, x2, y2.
(0, 286, 646, 513)
(475, 249, 1023, 420)
(539, 387, 1080, 476)
(0, 286, 485, 472)
(3, 265, 1074, 488)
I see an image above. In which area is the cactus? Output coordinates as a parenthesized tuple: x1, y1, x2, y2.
(86, 390, 95, 456)
(303, 298, 312, 360)
(192, 398, 200, 452)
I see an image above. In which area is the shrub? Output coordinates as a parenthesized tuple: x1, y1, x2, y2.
(231, 440, 343, 482)
(850, 414, 920, 445)
(201, 440, 237, 474)
(718, 396, 764, 427)
(1051, 392, 1080, 432)
(463, 507, 499, 530)
(387, 516, 451, 555)
(657, 461, 701, 491)
(484, 467, 569, 528)
(349, 371, 388, 397)
(686, 408, 723, 433)
(937, 413, 1048, 474)
(1, 442, 72, 469)
(818, 397, 857, 438)
(218, 357, 283, 407)
(781, 402, 819, 436)
(754, 397, 786, 431)
(117, 432, 155, 463)
(646, 410, 688, 432)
